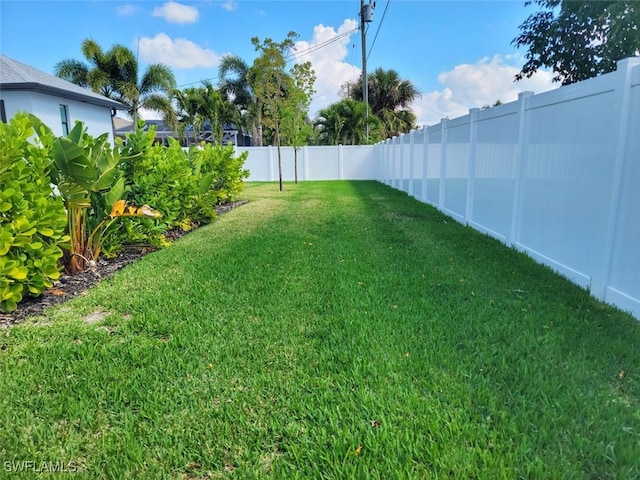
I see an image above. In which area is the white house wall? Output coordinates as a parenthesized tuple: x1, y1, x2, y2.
(1, 90, 116, 143)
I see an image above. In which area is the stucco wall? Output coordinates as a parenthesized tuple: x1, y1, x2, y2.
(1, 90, 116, 143)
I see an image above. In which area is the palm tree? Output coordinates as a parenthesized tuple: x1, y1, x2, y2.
(349, 68, 419, 138)
(174, 82, 241, 146)
(199, 81, 242, 145)
(314, 99, 381, 145)
(218, 54, 262, 146)
(174, 87, 206, 145)
(55, 38, 176, 130)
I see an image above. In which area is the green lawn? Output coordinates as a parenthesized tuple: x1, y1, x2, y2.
(1, 181, 639, 479)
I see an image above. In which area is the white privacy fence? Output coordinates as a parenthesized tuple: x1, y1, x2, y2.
(235, 144, 377, 181)
(236, 57, 640, 320)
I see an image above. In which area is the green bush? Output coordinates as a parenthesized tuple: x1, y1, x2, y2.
(118, 126, 249, 246)
(0, 113, 68, 312)
(190, 143, 249, 205)
(121, 132, 198, 230)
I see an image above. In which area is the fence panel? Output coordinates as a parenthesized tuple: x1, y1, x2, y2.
(604, 62, 640, 314)
(516, 74, 618, 287)
(425, 124, 442, 206)
(443, 115, 470, 221)
(470, 104, 520, 241)
(342, 145, 377, 180)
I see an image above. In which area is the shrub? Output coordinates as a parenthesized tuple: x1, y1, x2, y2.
(121, 133, 198, 229)
(190, 143, 250, 205)
(0, 113, 68, 312)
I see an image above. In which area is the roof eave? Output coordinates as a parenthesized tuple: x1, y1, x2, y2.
(0, 82, 127, 110)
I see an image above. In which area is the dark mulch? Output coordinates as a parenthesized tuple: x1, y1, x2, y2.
(0, 201, 247, 329)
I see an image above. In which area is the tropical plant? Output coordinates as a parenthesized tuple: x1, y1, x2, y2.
(0, 114, 70, 312)
(116, 125, 249, 245)
(348, 68, 419, 138)
(118, 127, 200, 232)
(55, 38, 177, 129)
(190, 143, 250, 206)
(314, 99, 382, 146)
(200, 81, 242, 145)
(36, 119, 157, 273)
(512, 0, 640, 85)
(174, 87, 206, 145)
(219, 54, 261, 145)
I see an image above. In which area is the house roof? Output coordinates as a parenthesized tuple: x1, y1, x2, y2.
(0, 55, 126, 110)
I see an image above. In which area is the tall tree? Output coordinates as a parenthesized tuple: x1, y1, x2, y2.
(281, 62, 316, 183)
(55, 38, 176, 130)
(348, 68, 419, 138)
(512, 1, 640, 85)
(250, 32, 297, 191)
(218, 54, 261, 146)
(173, 87, 206, 145)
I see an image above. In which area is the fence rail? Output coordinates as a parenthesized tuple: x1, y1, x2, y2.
(236, 57, 640, 320)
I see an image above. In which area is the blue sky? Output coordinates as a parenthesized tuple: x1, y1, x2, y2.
(0, 0, 557, 125)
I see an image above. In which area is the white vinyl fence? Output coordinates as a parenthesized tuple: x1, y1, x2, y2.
(235, 144, 377, 181)
(237, 57, 640, 320)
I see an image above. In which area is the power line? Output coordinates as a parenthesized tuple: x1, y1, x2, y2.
(286, 27, 359, 63)
(367, 0, 391, 61)
(177, 27, 360, 88)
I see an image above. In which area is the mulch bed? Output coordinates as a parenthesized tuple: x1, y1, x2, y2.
(0, 201, 247, 329)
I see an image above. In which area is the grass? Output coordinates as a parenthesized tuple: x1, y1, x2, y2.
(1, 180, 639, 479)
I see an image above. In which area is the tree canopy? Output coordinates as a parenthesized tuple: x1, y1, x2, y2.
(250, 32, 315, 190)
(348, 68, 419, 138)
(55, 39, 176, 129)
(512, 0, 640, 85)
(314, 99, 382, 146)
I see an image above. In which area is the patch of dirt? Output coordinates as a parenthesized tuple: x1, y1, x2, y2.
(0, 201, 247, 329)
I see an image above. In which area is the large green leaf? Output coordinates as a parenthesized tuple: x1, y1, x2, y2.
(92, 167, 119, 192)
(53, 137, 95, 189)
(104, 177, 125, 207)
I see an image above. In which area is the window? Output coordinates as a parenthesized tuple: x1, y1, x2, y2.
(0, 100, 6, 123)
(59, 104, 69, 135)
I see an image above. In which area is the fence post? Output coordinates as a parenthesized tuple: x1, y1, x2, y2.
(465, 108, 480, 223)
(594, 57, 640, 299)
(439, 118, 448, 209)
(391, 137, 397, 188)
(268, 145, 275, 182)
(408, 130, 415, 197)
(339, 144, 344, 180)
(509, 91, 534, 246)
(421, 127, 428, 203)
(303, 145, 309, 181)
(387, 138, 393, 186)
(380, 141, 385, 184)
(398, 135, 405, 192)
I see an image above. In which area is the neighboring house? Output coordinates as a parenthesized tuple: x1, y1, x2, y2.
(0, 54, 126, 143)
(114, 120, 254, 147)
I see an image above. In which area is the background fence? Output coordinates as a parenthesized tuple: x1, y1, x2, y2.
(237, 57, 640, 320)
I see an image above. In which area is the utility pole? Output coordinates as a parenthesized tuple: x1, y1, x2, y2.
(360, 0, 374, 141)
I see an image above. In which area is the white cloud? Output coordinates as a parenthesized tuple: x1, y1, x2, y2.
(220, 0, 237, 12)
(152, 1, 199, 24)
(413, 55, 557, 126)
(138, 33, 221, 69)
(116, 4, 137, 16)
(292, 19, 361, 117)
